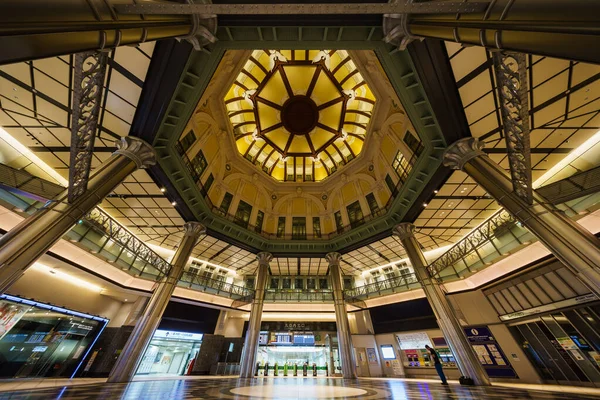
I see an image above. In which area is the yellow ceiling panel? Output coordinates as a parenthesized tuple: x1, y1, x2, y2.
(312, 73, 340, 105)
(271, 164, 285, 180)
(236, 138, 251, 155)
(264, 127, 290, 150)
(256, 103, 280, 130)
(283, 65, 316, 95)
(309, 128, 335, 149)
(260, 70, 288, 104)
(289, 135, 312, 154)
(349, 136, 363, 155)
(314, 164, 328, 181)
(225, 49, 373, 182)
(319, 101, 343, 129)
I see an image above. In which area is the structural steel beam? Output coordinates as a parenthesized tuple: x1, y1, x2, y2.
(115, 2, 489, 15)
(68, 51, 108, 203)
(0, 0, 215, 65)
(493, 52, 533, 204)
(385, 0, 600, 64)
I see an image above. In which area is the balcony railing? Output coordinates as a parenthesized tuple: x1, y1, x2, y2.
(344, 273, 420, 301)
(264, 289, 334, 303)
(179, 272, 253, 300)
(180, 151, 410, 241)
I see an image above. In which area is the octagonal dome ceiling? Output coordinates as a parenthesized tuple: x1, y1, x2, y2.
(224, 50, 375, 182)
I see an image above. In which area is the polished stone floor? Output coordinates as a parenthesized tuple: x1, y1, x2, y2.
(0, 377, 599, 400)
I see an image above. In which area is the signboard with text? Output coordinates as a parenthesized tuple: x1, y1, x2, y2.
(464, 326, 517, 378)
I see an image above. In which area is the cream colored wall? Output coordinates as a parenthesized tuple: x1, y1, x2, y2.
(7, 267, 125, 323)
(214, 310, 246, 337)
(351, 334, 383, 377)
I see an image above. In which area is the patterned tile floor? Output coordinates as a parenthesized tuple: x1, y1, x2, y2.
(0, 377, 599, 400)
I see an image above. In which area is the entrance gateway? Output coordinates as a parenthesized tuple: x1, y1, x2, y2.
(136, 330, 203, 376)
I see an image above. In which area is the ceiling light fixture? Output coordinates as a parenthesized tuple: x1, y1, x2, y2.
(171, 201, 177, 206)
(0, 126, 68, 186)
(160, 188, 166, 193)
(534, 129, 600, 188)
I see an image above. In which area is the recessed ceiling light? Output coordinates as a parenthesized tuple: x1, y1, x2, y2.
(433, 190, 439, 194)
(171, 201, 177, 206)
(423, 203, 428, 207)
(124, 299, 128, 302)
(160, 187, 166, 193)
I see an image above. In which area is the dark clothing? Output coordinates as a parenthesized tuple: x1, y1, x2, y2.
(435, 363, 448, 384)
(430, 349, 441, 365)
(428, 348, 447, 384)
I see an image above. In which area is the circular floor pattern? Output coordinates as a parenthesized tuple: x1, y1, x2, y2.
(230, 384, 368, 399)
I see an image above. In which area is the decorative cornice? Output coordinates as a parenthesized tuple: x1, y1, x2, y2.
(114, 137, 156, 169)
(392, 222, 415, 241)
(443, 137, 485, 171)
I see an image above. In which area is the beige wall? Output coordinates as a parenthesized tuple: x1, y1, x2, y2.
(349, 310, 374, 335)
(351, 334, 383, 377)
(8, 267, 125, 324)
(214, 310, 245, 337)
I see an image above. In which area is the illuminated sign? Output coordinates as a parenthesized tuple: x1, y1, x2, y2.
(153, 330, 203, 341)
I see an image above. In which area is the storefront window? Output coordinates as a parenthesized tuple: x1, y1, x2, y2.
(0, 294, 107, 379)
(137, 330, 203, 376)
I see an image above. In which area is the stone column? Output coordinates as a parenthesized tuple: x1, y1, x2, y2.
(327, 252, 357, 379)
(393, 223, 491, 386)
(239, 252, 271, 378)
(0, 137, 155, 293)
(444, 138, 600, 296)
(107, 221, 205, 383)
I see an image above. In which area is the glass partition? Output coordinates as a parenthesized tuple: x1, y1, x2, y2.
(0, 294, 108, 379)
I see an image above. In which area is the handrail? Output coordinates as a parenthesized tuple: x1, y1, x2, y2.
(427, 208, 515, 277)
(179, 271, 254, 299)
(264, 289, 334, 302)
(344, 273, 420, 300)
(83, 207, 171, 277)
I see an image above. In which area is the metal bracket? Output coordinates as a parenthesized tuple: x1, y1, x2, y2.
(493, 52, 533, 204)
(383, 0, 423, 50)
(68, 51, 108, 203)
(176, 0, 218, 51)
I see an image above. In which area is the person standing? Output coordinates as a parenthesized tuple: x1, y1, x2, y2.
(425, 345, 448, 385)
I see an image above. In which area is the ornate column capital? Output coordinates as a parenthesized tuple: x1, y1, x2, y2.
(443, 137, 485, 170)
(325, 252, 342, 265)
(256, 252, 273, 265)
(183, 221, 206, 239)
(392, 223, 415, 241)
(114, 137, 157, 169)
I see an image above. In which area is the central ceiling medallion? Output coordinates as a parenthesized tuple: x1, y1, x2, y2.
(281, 95, 319, 135)
(225, 50, 375, 182)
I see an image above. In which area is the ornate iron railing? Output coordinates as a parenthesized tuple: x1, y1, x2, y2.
(427, 208, 517, 277)
(81, 207, 171, 277)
